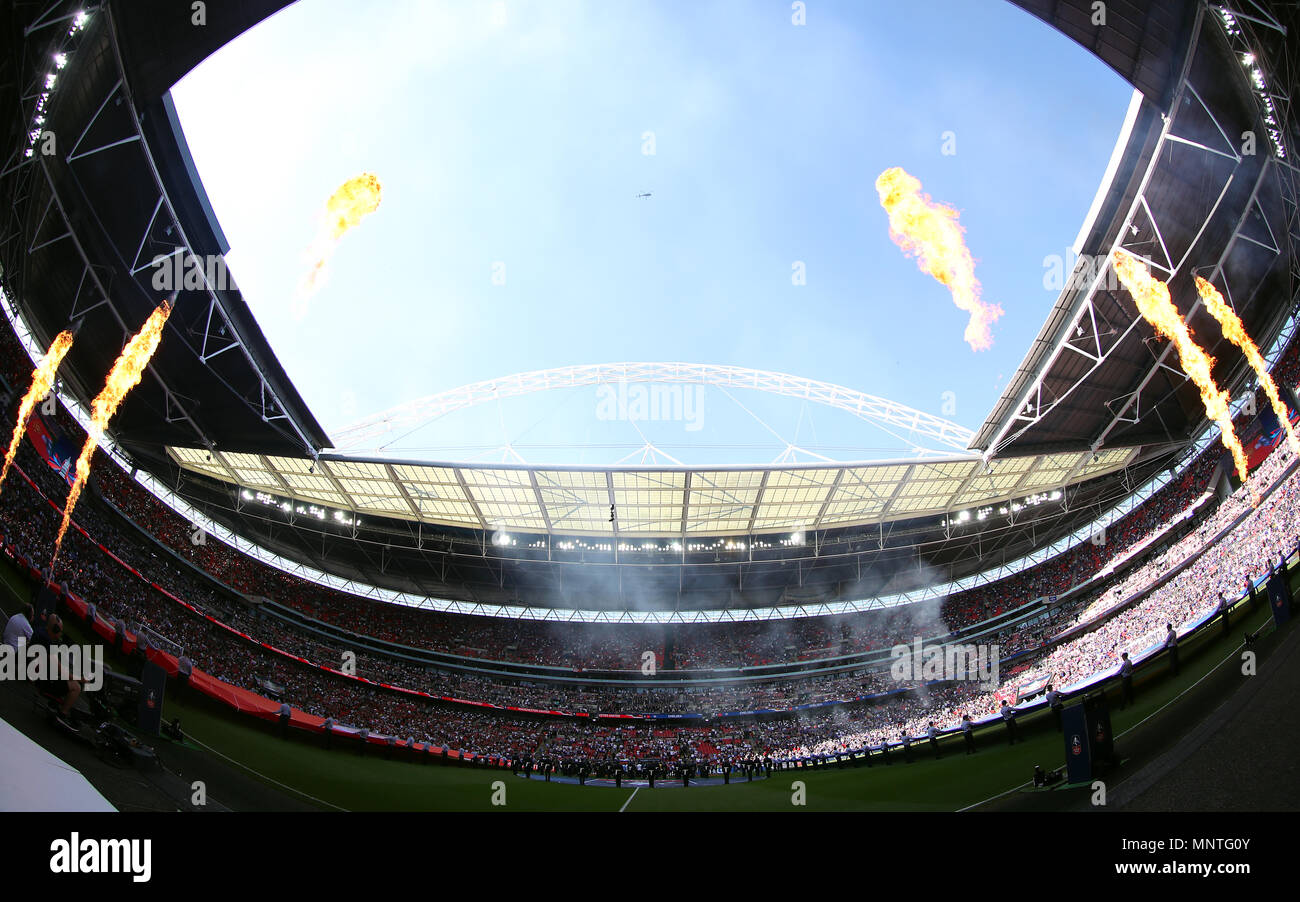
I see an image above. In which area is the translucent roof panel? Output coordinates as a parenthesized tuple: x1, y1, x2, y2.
(165, 448, 1142, 538)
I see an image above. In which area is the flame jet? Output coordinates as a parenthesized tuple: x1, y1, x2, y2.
(52, 301, 172, 564)
(294, 172, 383, 314)
(875, 166, 1003, 351)
(0, 330, 74, 494)
(1194, 274, 1300, 456)
(1112, 250, 1256, 504)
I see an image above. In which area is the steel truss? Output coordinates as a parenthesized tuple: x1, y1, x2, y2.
(334, 362, 977, 455)
(981, 2, 1300, 468)
(0, 4, 318, 461)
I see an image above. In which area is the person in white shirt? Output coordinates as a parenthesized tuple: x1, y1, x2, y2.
(1046, 684, 1064, 731)
(1217, 592, 1231, 638)
(1164, 623, 1179, 675)
(961, 715, 976, 755)
(1000, 700, 1018, 745)
(1119, 652, 1134, 708)
(3, 603, 34, 649)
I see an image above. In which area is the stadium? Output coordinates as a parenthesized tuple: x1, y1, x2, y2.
(1, 0, 1299, 849)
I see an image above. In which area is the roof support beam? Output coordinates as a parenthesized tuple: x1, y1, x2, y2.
(979, 8, 1208, 458)
(1078, 153, 1280, 476)
(810, 467, 845, 533)
(453, 467, 488, 532)
(384, 463, 422, 520)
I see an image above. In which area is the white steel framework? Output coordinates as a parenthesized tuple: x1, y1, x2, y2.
(332, 363, 978, 456)
(979, 3, 1300, 465)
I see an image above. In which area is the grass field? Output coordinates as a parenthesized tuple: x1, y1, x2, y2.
(0, 554, 1284, 812)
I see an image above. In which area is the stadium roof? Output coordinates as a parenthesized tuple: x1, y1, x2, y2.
(1011, 0, 1194, 107)
(167, 444, 1137, 538)
(974, 1, 1300, 458)
(0, 0, 323, 457)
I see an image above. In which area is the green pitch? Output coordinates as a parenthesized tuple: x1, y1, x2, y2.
(157, 598, 1277, 812)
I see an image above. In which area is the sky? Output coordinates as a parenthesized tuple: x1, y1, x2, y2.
(170, 0, 1134, 467)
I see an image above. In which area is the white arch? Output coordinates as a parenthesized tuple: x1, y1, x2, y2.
(333, 363, 975, 454)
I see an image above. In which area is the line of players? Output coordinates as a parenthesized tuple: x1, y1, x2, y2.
(510, 749, 775, 786)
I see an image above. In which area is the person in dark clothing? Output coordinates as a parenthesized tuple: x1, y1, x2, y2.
(1164, 623, 1179, 676)
(1119, 652, 1134, 709)
(31, 615, 81, 730)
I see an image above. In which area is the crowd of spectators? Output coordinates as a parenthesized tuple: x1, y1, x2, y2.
(780, 441, 1300, 758)
(2, 320, 1299, 765)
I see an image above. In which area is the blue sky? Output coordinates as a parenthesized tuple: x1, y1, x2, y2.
(171, 0, 1133, 466)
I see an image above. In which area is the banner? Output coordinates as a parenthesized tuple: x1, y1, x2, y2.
(137, 660, 167, 736)
(1085, 694, 1115, 768)
(1062, 704, 1092, 784)
(1243, 401, 1300, 470)
(25, 414, 75, 486)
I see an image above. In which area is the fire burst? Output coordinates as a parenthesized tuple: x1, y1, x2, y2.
(1194, 274, 1300, 456)
(1112, 251, 1255, 504)
(51, 302, 172, 564)
(295, 172, 383, 312)
(0, 330, 74, 495)
(875, 166, 1003, 351)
